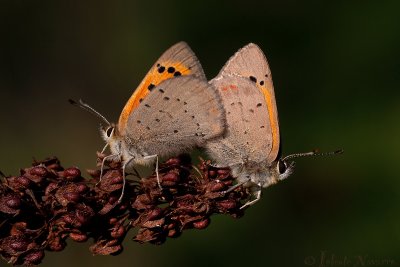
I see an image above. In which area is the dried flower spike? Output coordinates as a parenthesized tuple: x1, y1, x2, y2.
(0, 154, 248, 265)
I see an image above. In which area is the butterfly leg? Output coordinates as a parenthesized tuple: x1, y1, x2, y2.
(240, 183, 262, 209)
(142, 154, 162, 190)
(219, 165, 248, 194)
(118, 157, 134, 203)
(207, 162, 227, 168)
(100, 143, 109, 154)
(97, 154, 119, 186)
(222, 180, 248, 194)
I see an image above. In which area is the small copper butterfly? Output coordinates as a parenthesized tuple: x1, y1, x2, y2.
(72, 42, 226, 201)
(206, 43, 342, 208)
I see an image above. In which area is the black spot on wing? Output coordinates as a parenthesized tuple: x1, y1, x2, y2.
(158, 66, 165, 73)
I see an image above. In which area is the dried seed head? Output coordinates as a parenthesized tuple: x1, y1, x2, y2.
(10, 222, 28, 236)
(5, 196, 21, 209)
(45, 182, 58, 196)
(206, 180, 226, 192)
(55, 184, 84, 206)
(90, 239, 123, 255)
(161, 172, 179, 187)
(23, 250, 45, 265)
(192, 218, 210, 229)
(208, 170, 217, 178)
(164, 157, 181, 165)
(69, 232, 88, 242)
(76, 183, 88, 193)
(29, 166, 48, 177)
(48, 237, 66, 251)
(0, 194, 22, 214)
(6, 176, 32, 191)
(110, 225, 125, 239)
(0, 155, 249, 264)
(62, 167, 82, 181)
(9, 238, 29, 252)
(16, 176, 32, 188)
(216, 199, 237, 211)
(63, 191, 80, 203)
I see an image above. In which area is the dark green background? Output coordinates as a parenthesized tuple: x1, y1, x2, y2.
(1, 1, 399, 266)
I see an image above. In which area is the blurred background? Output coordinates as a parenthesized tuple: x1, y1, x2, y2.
(1, 1, 399, 266)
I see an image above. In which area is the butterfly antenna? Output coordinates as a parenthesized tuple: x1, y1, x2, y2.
(68, 99, 111, 126)
(282, 149, 343, 162)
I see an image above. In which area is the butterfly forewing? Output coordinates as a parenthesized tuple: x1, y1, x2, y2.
(206, 75, 274, 166)
(118, 42, 206, 134)
(215, 43, 280, 162)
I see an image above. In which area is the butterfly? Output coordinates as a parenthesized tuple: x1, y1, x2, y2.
(205, 43, 342, 208)
(72, 42, 226, 202)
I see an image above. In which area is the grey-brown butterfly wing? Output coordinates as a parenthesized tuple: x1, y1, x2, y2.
(213, 43, 280, 163)
(217, 43, 271, 84)
(118, 42, 206, 135)
(125, 75, 225, 157)
(206, 75, 273, 166)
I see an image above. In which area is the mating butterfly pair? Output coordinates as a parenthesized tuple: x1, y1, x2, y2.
(72, 42, 342, 208)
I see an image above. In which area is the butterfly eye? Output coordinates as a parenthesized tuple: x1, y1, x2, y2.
(106, 127, 114, 138)
(277, 160, 287, 174)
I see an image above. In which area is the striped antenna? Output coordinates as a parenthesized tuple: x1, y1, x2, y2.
(68, 99, 111, 126)
(282, 149, 343, 162)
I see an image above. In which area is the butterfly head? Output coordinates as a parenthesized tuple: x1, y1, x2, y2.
(100, 124, 124, 156)
(269, 158, 295, 184)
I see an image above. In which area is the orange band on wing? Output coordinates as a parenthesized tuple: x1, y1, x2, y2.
(258, 86, 279, 158)
(118, 61, 192, 133)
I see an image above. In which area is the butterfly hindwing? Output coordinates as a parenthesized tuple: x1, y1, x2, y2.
(124, 76, 225, 157)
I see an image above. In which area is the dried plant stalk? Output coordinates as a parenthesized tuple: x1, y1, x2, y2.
(0, 154, 248, 265)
